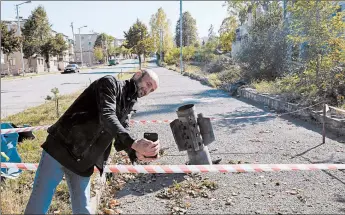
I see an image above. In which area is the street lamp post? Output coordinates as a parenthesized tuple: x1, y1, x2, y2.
(16, 0, 31, 76)
(78, 25, 87, 67)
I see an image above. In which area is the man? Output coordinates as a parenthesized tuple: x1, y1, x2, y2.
(25, 69, 160, 214)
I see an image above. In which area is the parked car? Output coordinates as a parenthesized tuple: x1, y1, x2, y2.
(62, 64, 80, 73)
(108, 58, 119, 66)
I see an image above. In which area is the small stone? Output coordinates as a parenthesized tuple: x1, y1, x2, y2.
(173, 207, 179, 212)
(225, 198, 233, 205)
(53, 210, 60, 214)
(286, 190, 298, 195)
(210, 198, 216, 202)
(232, 192, 238, 196)
(259, 175, 264, 179)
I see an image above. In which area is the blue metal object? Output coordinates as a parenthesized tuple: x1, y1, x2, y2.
(1, 123, 22, 179)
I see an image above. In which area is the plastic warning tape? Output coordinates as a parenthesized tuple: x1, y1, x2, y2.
(2, 163, 344, 173)
(1, 125, 51, 135)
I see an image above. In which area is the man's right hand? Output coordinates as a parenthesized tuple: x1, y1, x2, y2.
(131, 138, 160, 157)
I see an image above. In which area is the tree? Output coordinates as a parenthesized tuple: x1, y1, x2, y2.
(94, 33, 107, 48)
(40, 37, 57, 72)
(218, 15, 237, 52)
(287, 1, 345, 104)
(149, 7, 174, 61)
(22, 5, 51, 67)
(225, 0, 268, 25)
(54, 33, 68, 60)
(124, 19, 153, 69)
(1, 22, 21, 74)
(40, 33, 68, 72)
(208, 24, 216, 41)
(94, 47, 103, 62)
(94, 33, 115, 61)
(236, 1, 286, 81)
(175, 11, 198, 47)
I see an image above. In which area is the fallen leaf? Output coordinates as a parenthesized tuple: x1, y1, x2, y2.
(108, 199, 121, 208)
(104, 208, 115, 214)
(114, 209, 123, 214)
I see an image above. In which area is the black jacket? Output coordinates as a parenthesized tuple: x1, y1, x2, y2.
(42, 75, 138, 177)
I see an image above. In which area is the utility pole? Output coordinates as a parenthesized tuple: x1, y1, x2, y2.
(78, 25, 87, 67)
(16, 1, 31, 76)
(180, 0, 183, 73)
(88, 41, 92, 66)
(70, 22, 76, 62)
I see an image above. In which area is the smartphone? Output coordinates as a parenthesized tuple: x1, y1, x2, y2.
(144, 132, 158, 142)
(144, 132, 158, 158)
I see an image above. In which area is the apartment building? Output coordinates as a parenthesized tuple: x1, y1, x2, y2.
(1, 18, 74, 75)
(74, 33, 98, 66)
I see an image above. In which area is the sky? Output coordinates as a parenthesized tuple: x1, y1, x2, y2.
(1, 1, 228, 40)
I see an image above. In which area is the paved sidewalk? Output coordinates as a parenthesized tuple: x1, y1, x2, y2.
(102, 62, 345, 214)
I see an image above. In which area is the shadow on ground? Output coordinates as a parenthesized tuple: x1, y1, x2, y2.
(233, 95, 345, 143)
(79, 71, 122, 75)
(213, 110, 276, 134)
(335, 194, 345, 213)
(133, 102, 199, 118)
(115, 173, 186, 199)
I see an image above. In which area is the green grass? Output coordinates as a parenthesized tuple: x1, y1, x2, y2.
(0, 70, 137, 214)
(250, 80, 282, 94)
(207, 73, 221, 88)
(338, 104, 345, 111)
(0, 91, 83, 214)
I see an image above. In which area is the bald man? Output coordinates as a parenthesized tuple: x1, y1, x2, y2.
(25, 69, 160, 214)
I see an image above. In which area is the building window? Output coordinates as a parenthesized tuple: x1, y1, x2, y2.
(10, 59, 15, 66)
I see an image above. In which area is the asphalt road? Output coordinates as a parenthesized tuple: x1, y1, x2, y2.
(109, 62, 345, 214)
(1, 59, 139, 118)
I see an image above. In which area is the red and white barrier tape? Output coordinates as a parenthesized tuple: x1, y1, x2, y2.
(1, 114, 276, 134)
(2, 163, 344, 173)
(1, 125, 51, 135)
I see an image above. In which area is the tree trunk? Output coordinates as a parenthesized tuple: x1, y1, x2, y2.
(45, 55, 50, 72)
(6, 54, 10, 76)
(138, 54, 142, 70)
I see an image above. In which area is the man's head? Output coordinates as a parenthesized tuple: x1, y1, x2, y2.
(132, 69, 159, 98)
